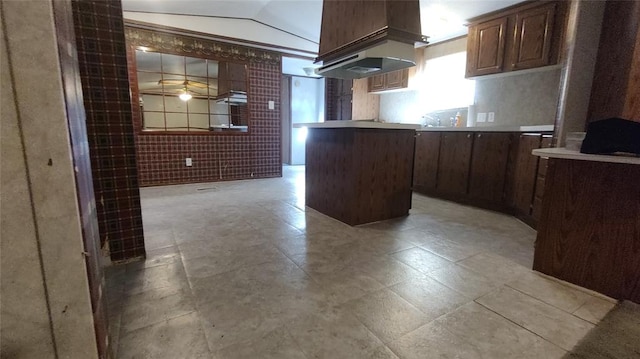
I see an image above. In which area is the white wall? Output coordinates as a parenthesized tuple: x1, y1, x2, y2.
(378, 37, 564, 127)
(1, 1, 98, 357)
(290, 76, 324, 165)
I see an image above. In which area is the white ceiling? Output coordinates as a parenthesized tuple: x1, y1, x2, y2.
(122, 0, 522, 74)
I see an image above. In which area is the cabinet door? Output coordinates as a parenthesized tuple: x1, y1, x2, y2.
(368, 74, 385, 92)
(531, 135, 553, 221)
(466, 17, 508, 77)
(437, 132, 474, 196)
(385, 69, 409, 90)
(511, 133, 542, 215)
(468, 133, 512, 203)
(511, 3, 556, 70)
(413, 132, 441, 192)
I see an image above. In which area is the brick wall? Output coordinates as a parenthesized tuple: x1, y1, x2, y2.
(125, 28, 283, 186)
(72, 0, 145, 262)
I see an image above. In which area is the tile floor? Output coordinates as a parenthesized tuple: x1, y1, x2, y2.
(106, 165, 618, 358)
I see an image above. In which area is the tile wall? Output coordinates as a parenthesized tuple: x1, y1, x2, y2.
(72, 0, 145, 262)
(126, 31, 283, 187)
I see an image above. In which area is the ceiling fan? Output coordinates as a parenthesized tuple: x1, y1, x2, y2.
(157, 79, 215, 89)
(156, 79, 217, 101)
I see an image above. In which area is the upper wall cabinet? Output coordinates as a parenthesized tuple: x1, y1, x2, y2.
(466, 1, 567, 78)
(367, 69, 409, 93)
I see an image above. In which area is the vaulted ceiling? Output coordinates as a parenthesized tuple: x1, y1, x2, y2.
(121, 0, 521, 76)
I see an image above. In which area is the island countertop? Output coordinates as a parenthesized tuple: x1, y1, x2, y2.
(294, 121, 421, 130)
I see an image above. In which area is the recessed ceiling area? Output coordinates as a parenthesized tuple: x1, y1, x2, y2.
(122, 0, 523, 56)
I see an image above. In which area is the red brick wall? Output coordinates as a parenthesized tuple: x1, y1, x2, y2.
(72, 1, 145, 262)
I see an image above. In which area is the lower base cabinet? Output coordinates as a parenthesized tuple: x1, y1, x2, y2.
(412, 130, 552, 228)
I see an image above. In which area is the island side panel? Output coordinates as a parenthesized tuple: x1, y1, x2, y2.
(351, 129, 415, 225)
(305, 128, 357, 224)
(305, 127, 415, 226)
(533, 158, 640, 302)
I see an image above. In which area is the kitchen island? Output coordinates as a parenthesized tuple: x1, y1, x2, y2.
(532, 148, 640, 302)
(299, 121, 419, 225)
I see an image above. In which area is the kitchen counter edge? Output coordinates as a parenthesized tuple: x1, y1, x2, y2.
(294, 121, 420, 130)
(533, 148, 640, 165)
(416, 125, 554, 132)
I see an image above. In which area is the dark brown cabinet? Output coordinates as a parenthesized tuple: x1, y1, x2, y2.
(468, 133, 512, 203)
(412, 130, 553, 228)
(512, 3, 556, 70)
(368, 69, 409, 93)
(217, 62, 247, 95)
(325, 78, 352, 121)
(437, 132, 474, 196)
(466, 1, 567, 78)
(412, 132, 441, 192)
(531, 135, 552, 222)
(510, 133, 542, 217)
(466, 17, 508, 77)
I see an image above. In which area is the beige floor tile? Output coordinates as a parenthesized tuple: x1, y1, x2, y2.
(388, 321, 484, 359)
(507, 271, 594, 313)
(417, 236, 482, 262)
(120, 285, 195, 334)
(345, 288, 430, 343)
(476, 286, 594, 351)
(285, 305, 389, 359)
(311, 267, 385, 304)
(181, 243, 287, 279)
(117, 312, 210, 359)
(390, 275, 472, 320)
(435, 302, 567, 358)
(573, 296, 617, 324)
(105, 166, 637, 359)
(391, 247, 452, 274)
(212, 326, 307, 359)
(123, 262, 189, 296)
(457, 252, 529, 284)
(350, 255, 426, 287)
(427, 263, 500, 299)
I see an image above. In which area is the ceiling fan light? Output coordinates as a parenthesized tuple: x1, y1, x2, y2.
(179, 92, 192, 101)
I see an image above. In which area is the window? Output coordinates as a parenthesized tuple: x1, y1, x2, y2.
(135, 50, 248, 133)
(419, 52, 475, 112)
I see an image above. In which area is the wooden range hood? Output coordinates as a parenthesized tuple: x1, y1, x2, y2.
(315, 0, 426, 79)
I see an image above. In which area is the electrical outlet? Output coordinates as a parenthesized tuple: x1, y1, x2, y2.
(268, 101, 275, 110)
(185, 158, 192, 167)
(477, 112, 487, 123)
(488, 112, 495, 122)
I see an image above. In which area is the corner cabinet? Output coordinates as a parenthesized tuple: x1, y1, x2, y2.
(466, 1, 567, 78)
(368, 69, 409, 93)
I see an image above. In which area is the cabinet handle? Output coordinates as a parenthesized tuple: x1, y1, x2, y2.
(467, 134, 471, 138)
(477, 134, 482, 138)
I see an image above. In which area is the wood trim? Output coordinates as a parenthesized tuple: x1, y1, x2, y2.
(124, 20, 304, 61)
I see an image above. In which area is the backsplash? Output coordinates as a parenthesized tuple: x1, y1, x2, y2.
(377, 36, 562, 128)
(473, 68, 561, 127)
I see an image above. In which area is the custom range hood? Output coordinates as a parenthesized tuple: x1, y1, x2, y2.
(315, 0, 427, 79)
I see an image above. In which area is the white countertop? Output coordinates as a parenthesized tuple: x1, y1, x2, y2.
(416, 125, 554, 133)
(294, 121, 421, 130)
(533, 148, 640, 165)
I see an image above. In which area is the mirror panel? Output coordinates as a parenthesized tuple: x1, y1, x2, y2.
(135, 50, 248, 133)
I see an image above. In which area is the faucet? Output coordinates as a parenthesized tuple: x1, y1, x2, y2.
(421, 114, 441, 127)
